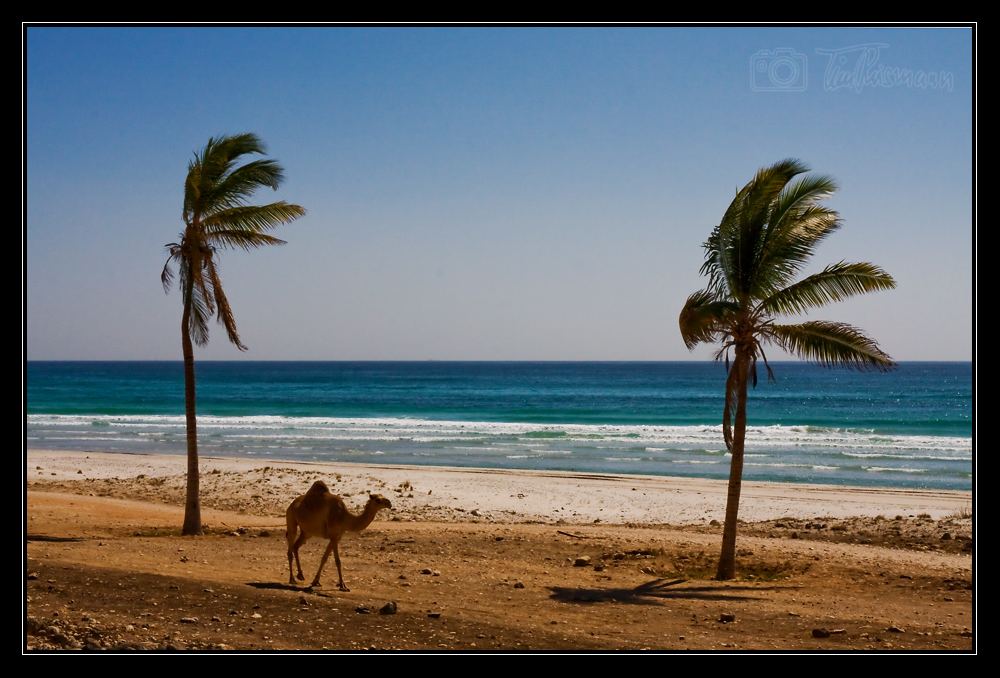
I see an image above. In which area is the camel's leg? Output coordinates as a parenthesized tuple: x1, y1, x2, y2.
(311, 538, 338, 588)
(332, 538, 349, 592)
(289, 530, 308, 584)
(286, 523, 297, 584)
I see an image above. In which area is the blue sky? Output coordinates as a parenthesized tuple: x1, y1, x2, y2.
(25, 26, 973, 360)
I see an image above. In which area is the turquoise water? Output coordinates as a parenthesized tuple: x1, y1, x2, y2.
(26, 361, 973, 490)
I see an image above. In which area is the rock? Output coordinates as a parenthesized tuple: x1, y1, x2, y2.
(888, 626, 904, 633)
(719, 613, 736, 623)
(513, 581, 525, 589)
(574, 557, 591, 567)
(428, 612, 441, 619)
(421, 568, 433, 574)
(50, 631, 75, 647)
(709, 519, 721, 526)
(379, 602, 398, 615)
(812, 628, 831, 638)
(355, 606, 371, 614)
(25, 617, 44, 635)
(180, 617, 199, 624)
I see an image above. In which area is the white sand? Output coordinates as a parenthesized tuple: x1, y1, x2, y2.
(27, 449, 971, 525)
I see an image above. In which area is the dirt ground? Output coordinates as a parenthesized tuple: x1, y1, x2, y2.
(25, 467, 974, 652)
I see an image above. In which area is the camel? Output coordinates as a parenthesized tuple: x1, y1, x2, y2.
(286, 480, 392, 591)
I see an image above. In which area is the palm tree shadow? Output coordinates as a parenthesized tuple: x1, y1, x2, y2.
(548, 578, 791, 605)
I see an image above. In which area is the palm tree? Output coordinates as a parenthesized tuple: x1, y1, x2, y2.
(162, 133, 305, 535)
(679, 159, 896, 580)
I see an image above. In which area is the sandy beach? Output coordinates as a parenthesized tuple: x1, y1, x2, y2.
(26, 449, 974, 651)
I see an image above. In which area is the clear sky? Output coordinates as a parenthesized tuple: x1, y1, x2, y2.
(25, 26, 973, 361)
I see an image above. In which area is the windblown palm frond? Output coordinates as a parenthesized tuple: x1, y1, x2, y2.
(768, 321, 895, 372)
(678, 290, 740, 349)
(759, 262, 896, 316)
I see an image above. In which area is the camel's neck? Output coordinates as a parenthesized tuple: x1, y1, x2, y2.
(345, 502, 381, 532)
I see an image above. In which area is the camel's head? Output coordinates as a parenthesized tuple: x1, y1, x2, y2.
(368, 493, 392, 512)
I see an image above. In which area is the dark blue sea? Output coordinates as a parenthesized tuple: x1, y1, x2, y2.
(25, 361, 973, 491)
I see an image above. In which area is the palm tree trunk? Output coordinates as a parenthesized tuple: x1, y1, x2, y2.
(181, 301, 202, 535)
(716, 350, 749, 580)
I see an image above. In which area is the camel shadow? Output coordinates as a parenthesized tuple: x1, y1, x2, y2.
(548, 578, 793, 605)
(246, 582, 338, 598)
(27, 534, 84, 542)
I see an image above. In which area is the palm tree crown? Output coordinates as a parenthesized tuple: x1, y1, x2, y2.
(680, 158, 896, 448)
(162, 133, 306, 349)
(679, 159, 895, 579)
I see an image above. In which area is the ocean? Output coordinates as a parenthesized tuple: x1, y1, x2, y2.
(25, 361, 972, 491)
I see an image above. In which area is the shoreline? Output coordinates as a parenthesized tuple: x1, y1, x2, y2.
(27, 449, 971, 524)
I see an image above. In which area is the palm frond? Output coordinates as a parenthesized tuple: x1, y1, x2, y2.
(205, 256, 246, 351)
(208, 158, 285, 203)
(753, 204, 841, 296)
(184, 134, 269, 218)
(759, 262, 896, 316)
(179, 257, 212, 347)
(206, 231, 288, 251)
(202, 202, 306, 238)
(678, 290, 740, 349)
(769, 321, 896, 372)
(161, 261, 173, 293)
(162, 242, 184, 292)
(768, 174, 838, 233)
(704, 159, 811, 302)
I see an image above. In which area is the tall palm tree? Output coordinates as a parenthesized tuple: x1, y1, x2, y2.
(162, 133, 305, 535)
(679, 159, 896, 580)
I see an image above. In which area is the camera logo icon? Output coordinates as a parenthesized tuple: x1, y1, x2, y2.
(751, 48, 808, 91)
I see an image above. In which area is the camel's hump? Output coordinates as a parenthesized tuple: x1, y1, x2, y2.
(306, 480, 330, 495)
